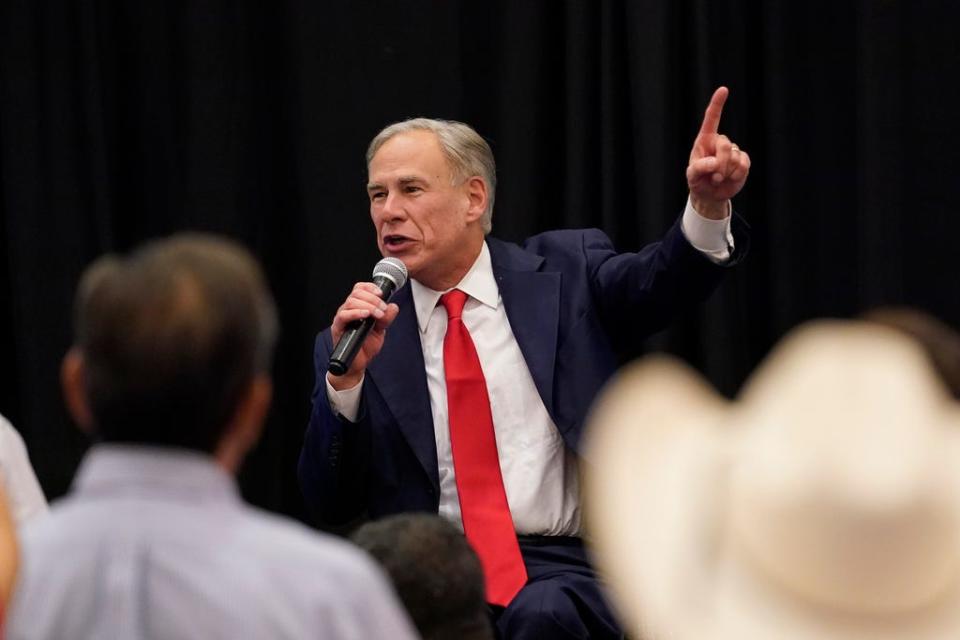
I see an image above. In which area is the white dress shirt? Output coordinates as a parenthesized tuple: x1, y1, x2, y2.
(328, 199, 732, 535)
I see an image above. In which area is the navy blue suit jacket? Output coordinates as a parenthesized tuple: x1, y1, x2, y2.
(299, 217, 748, 525)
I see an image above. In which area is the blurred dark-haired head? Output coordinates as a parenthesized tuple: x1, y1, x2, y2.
(65, 233, 278, 455)
(351, 513, 493, 640)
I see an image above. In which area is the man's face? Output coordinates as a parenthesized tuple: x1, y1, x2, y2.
(367, 130, 483, 289)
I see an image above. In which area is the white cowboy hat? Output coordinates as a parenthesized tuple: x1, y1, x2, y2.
(583, 320, 960, 640)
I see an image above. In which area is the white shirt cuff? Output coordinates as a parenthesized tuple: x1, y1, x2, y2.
(681, 196, 734, 264)
(325, 374, 364, 423)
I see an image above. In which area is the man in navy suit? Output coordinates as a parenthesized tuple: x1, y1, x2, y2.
(300, 87, 751, 639)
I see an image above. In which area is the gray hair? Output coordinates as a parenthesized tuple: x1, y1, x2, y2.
(367, 118, 496, 234)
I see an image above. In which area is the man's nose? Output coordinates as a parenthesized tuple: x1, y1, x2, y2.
(380, 192, 406, 220)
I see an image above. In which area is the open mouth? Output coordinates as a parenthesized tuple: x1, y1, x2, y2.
(382, 235, 414, 252)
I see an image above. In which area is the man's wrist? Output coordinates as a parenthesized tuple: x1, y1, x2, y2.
(690, 195, 730, 221)
(682, 196, 734, 264)
(325, 372, 363, 422)
(327, 371, 363, 392)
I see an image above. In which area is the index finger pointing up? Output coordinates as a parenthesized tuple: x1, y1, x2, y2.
(698, 86, 729, 136)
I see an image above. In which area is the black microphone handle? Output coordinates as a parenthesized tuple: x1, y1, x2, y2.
(328, 316, 375, 376)
(327, 275, 398, 376)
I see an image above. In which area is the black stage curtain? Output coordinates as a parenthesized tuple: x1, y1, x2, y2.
(1, 1, 957, 521)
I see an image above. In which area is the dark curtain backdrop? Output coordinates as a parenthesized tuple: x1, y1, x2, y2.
(1, 1, 957, 521)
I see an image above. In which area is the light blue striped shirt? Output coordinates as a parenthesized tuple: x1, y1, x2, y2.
(8, 445, 418, 640)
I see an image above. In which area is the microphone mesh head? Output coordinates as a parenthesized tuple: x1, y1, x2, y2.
(372, 257, 408, 289)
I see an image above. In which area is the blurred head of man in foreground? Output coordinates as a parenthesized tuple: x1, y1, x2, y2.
(62, 233, 278, 471)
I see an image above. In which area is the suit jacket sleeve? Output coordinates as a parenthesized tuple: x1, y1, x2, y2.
(583, 213, 748, 354)
(297, 331, 372, 525)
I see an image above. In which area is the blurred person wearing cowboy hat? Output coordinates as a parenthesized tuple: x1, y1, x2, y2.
(584, 319, 960, 640)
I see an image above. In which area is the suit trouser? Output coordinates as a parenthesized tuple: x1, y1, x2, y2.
(491, 536, 623, 640)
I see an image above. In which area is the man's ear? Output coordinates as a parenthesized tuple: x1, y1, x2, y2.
(464, 176, 488, 224)
(214, 375, 272, 474)
(61, 347, 94, 433)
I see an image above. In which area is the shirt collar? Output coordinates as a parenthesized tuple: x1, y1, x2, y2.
(410, 241, 499, 334)
(72, 443, 241, 504)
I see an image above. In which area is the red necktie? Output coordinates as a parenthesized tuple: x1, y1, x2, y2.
(440, 289, 527, 606)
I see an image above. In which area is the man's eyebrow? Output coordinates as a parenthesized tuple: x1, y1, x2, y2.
(366, 176, 426, 191)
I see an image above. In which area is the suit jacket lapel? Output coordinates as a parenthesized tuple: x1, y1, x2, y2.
(487, 238, 561, 422)
(363, 238, 561, 491)
(366, 284, 440, 492)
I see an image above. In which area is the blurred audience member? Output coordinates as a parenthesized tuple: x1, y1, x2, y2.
(7, 234, 416, 640)
(352, 513, 494, 640)
(864, 307, 960, 399)
(0, 414, 47, 524)
(585, 320, 960, 640)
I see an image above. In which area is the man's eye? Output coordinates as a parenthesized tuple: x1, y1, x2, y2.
(405, 186, 422, 194)
(371, 192, 386, 200)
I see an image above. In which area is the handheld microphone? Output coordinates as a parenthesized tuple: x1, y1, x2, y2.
(328, 257, 408, 376)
